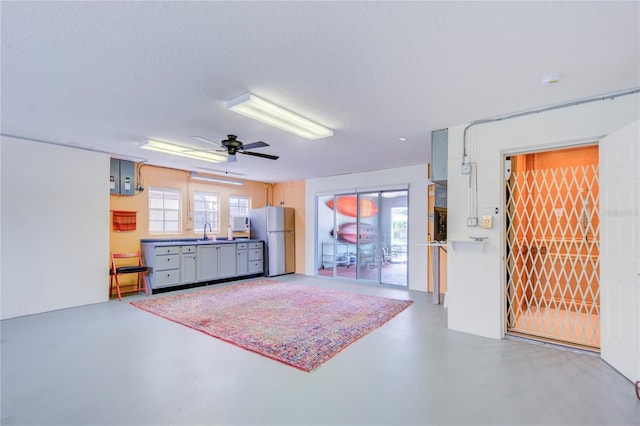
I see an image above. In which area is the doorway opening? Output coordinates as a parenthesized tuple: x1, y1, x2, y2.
(316, 190, 408, 286)
(505, 144, 600, 350)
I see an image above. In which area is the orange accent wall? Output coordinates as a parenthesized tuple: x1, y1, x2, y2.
(109, 164, 306, 290)
(110, 165, 268, 252)
(109, 165, 254, 288)
(272, 180, 306, 274)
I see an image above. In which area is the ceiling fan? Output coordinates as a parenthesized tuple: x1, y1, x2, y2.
(191, 134, 279, 163)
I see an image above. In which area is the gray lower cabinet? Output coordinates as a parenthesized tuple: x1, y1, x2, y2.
(152, 246, 181, 289)
(217, 244, 237, 278)
(236, 241, 263, 275)
(248, 242, 264, 274)
(196, 244, 237, 281)
(181, 246, 197, 284)
(236, 243, 248, 275)
(197, 245, 218, 281)
(142, 240, 263, 292)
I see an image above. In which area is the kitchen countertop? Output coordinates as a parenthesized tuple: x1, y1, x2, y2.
(140, 238, 262, 247)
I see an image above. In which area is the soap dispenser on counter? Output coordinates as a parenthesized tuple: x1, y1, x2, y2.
(227, 223, 234, 240)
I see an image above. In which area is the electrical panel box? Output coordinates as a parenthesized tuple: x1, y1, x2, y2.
(430, 129, 448, 185)
(110, 159, 135, 196)
(110, 158, 120, 194)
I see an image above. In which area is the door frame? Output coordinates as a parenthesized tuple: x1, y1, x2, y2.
(315, 189, 409, 287)
(501, 124, 640, 382)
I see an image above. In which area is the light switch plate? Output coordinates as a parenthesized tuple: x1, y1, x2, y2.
(481, 215, 493, 229)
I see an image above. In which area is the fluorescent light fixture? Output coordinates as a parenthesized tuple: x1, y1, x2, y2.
(227, 92, 333, 140)
(190, 171, 243, 186)
(141, 139, 226, 163)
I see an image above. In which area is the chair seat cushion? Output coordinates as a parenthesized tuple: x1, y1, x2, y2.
(114, 266, 149, 274)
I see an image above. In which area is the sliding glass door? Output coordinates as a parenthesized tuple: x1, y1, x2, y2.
(316, 189, 407, 286)
(356, 192, 380, 282)
(380, 192, 408, 285)
(334, 194, 357, 280)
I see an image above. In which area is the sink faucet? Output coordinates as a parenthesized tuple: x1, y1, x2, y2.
(202, 223, 212, 240)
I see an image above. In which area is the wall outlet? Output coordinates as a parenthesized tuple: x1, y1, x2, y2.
(185, 222, 192, 230)
(466, 217, 478, 227)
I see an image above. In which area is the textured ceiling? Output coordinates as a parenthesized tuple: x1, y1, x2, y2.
(2, 1, 638, 183)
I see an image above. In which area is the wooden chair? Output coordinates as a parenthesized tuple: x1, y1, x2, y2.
(109, 251, 150, 301)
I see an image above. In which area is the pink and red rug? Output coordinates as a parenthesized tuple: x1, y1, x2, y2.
(131, 279, 413, 372)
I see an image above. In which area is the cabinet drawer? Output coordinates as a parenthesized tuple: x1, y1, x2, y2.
(154, 269, 180, 287)
(155, 254, 180, 271)
(181, 245, 197, 253)
(236, 243, 248, 250)
(248, 242, 262, 249)
(248, 261, 263, 274)
(248, 249, 262, 261)
(155, 246, 180, 255)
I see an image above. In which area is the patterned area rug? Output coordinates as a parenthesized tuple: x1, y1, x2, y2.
(131, 279, 413, 372)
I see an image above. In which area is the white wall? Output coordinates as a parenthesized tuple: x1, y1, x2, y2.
(446, 93, 640, 339)
(305, 164, 429, 292)
(1, 136, 110, 319)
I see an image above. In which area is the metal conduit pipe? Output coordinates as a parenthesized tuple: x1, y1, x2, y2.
(462, 87, 640, 164)
(461, 87, 640, 227)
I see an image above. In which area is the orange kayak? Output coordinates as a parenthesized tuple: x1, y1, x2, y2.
(327, 196, 378, 218)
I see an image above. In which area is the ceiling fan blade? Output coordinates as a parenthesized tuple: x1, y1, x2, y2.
(191, 136, 221, 147)
(240, 151, 279, 160)
(227, 154, 238, 163)
(241, 141, 269, 151)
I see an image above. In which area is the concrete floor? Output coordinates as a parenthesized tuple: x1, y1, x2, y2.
(1, 275, 638, 425)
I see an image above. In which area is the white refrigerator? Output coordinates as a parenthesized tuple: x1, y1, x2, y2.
(250, 206, 295, 276)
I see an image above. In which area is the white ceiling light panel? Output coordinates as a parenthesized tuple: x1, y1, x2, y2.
(227, 93, 333, 140)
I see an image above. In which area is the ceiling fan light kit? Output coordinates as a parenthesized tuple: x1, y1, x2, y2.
(190, 171, 243, 186)
(141, 139, 226, 163)
(227, 92, 333, 140)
